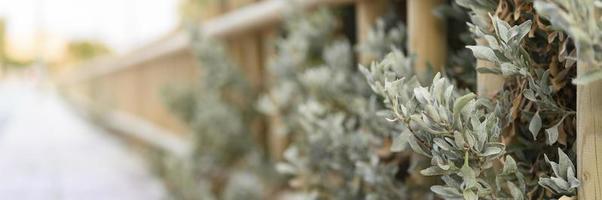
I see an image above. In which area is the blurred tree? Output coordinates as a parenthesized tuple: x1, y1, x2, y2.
(64, 40, 111, 64)
(179, 0, 226, 23)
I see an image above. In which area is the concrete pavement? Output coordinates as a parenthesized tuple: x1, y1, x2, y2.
(0, 80, 166, 200)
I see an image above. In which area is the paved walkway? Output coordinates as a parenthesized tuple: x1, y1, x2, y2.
(0, 80, 166, 200)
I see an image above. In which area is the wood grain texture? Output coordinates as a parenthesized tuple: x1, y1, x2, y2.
(407, 0, 446, 83)
(577, 48, 602, 199)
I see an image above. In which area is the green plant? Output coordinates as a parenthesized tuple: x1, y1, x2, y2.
(161, 29, 275, 200)
(534, 0, 602, 85)
(362, 50, 525, 199)
(259, 8, 409, 199)
(360, 0, 581, 199)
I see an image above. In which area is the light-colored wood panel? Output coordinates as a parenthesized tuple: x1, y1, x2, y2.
(356, 0, 387, 64)
(407, 0, 446, 83)
(577, 48, 602, 200)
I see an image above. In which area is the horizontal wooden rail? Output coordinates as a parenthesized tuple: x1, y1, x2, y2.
(61, 0, 355, 85)
(103, 110, 192, 157)
(64, 33, 188, 84)
(59, 0, 357, 158)
(203, 0, 354, 37)
(64, 89, 192, 157)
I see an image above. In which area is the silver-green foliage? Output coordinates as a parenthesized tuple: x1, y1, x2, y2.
(187, 33, 256, 167)
(462, 6, 579, 197)
(260, 9, 407, 199)
(361, 50, 526, 199)
(357, 1, 580, 198)
(162, 30, 268, 200)
(534, 0, 602, 85)
(356, 19, 406, 60)
(538, 149, 580, 196)
(467, 16, 575, 145)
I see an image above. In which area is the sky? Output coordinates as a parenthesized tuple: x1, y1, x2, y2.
(0, 0, 180, 58)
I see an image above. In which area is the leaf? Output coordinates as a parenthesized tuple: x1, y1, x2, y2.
(545, 154, 561, 177)
(558, 148, 572, 178)
(453, 93, 477, 116)
(467, 45, 498, 63)
(507, 181, 524, 200)
(460, 153, 478, 189)
(529, 111, 542, 140)
(464, 130, 476, 149)
(408, 134, 430, 157)
(390, 129, 410, 152)
(421, 166, 448, 176)
(510, 20, 532, 42)
(501, 62, 521, 76)
(444, 84, 455, 105)
(454, 131, 466, 148)
(476, 66, 502, 74)
(572, 69, 602, 85)
(502, 155, 519, 175)
(551, 177, 570, 190)
(433, 138, 452, 151)
(482, 144, 504, 156)
(413, 87, 432, 105)
(492, 16, 511, 42)
(545, 118, 564, 145)
(463, 190, 478, 200)
(539, 177, 565, 194)
(566, 167, 580, 188)
(430, 185, 462, 198)
(523, 89, 537, 101)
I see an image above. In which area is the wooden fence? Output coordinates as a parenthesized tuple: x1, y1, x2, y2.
(52, 0, 484, 166)
(58, 0, 602, 198)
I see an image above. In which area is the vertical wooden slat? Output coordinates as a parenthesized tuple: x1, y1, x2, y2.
(406, 0, 446, 196)
(239, 33, 264, 89)
(223, 0, 269, 156)
(476, 39, 504, 97)
(407, 0, 446, 83)
(233, 33, 269, 152)
(260, 27, 290, 161)
(356, 0, 387, 64)
(576, 48, 602, 200)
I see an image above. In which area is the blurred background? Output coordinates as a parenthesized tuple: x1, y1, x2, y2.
(0, 0, 461, 199)
(0, 0, 180, 199)
(0, 0, 178, 74)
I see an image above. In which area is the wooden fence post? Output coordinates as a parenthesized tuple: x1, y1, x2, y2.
(260, 28, 290, 161)
(576, 48, 602, 199)
(406, 0, 446, 196)
(407, 0, 446, 83)
(476, 39, 504, 97)
(356, 0, 387, 64)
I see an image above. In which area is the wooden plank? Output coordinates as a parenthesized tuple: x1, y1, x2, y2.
(406, 0, 446, 196)
(202, 0, 355, 37)
(65, 87, 191, 157)
(356, 0, 387, 64)
(60, 0, 357, 86)
(103, 110, 192, 157)
(259, 28, 290, 161)
(576, 49, 602, 199)
(476, 39, 504, 97)
(407, 0, 446, 83)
